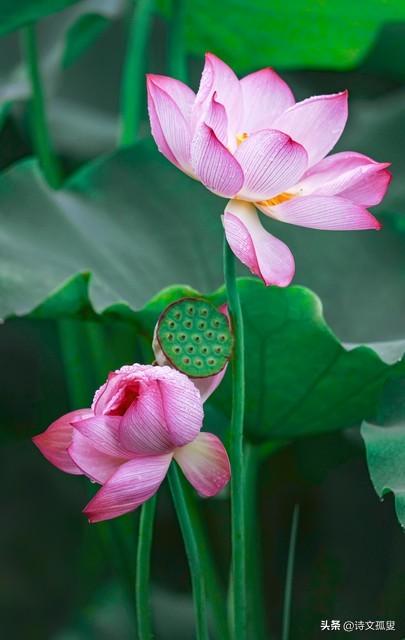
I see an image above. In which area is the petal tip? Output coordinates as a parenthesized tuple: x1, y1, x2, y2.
(223, 206, 295, 287)
(83, 509, 95, 525)
(146, 73, 156, 86)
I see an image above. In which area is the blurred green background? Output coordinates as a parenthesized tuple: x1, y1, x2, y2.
(0, 1, 405, 638)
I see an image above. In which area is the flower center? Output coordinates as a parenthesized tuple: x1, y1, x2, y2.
(236, 132, 249, 146)
(234, 132, 297, 206)
(108, 382, 140, 416)
(258, 192, 295, 207)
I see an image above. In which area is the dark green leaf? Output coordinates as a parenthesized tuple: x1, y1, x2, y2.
(361, 377, 405, 528)
(62, 13, 110, 68)
(361, 420, 405, 528)
(214, 280, 405, 441)
(0, 140, 223, 320)
(0, 0, 82, 36)
(178, 0, 405, 71)
(205, 280, 405, 442)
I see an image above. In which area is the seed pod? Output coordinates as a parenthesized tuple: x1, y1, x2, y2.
(153, 297, 233, 378)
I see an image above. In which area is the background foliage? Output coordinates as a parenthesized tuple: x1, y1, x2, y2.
(1, 1, 405, 638)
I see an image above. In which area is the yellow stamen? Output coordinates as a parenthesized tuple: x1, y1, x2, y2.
(236, 132, 249, 146)
(258, 192, 295, 207)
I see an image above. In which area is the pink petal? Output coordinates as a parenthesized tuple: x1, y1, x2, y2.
(32, 408, 93, 475)
(69, 430, 129, 484)
(83, 454, 172, 523)
(223, 199, 295, 287)
(192, 53, 242, 145)
(146, 74, 195, 119)
(339, 167, 391, 206)
(174, 432, 231, 497)
(193, 365, 228, 403)
(119, 366, 204, 454)
(147, 75, 192, 173)
(273, 91, 348, 167)
(73, 415, 132, 458)
(191, 123, 244, 197)
(205, 93, 228, 146)
(260, 194, 381, 230)
(296, 151, 391, 205)
(240, 68, 295, 132)
(235, 129, 308, 201)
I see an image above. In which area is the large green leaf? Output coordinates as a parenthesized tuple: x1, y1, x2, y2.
(1, 135, 405, 342)
(361, 378, 405, 528)
(0, 0, 82, 35)
(361, 420, 405, 528)
(210, 280, 405, 442)
(176, 0, 405, 71)
(137, 279, 405, 443)
(28, 276, 405, 443)
(0, 140, 223, 320)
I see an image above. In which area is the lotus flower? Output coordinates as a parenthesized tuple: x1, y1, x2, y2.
(33, 364, 230, 522)
(147, 53, 391, 286)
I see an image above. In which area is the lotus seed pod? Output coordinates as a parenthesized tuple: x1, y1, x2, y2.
(154, 297, 233, 378)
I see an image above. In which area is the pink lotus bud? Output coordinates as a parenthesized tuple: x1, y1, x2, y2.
(33, 363, 230, 522)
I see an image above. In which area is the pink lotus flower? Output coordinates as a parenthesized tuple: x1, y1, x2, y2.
(33, 364, 230, 522)
(147, 53, 391, 286)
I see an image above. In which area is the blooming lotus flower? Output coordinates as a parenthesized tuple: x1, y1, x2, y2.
(33, 364, 230, 522)
(147, 53, 391, 286)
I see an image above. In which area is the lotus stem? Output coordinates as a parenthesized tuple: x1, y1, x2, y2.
(282, 504, 300, 640)
(244, 444, 268, 639)
(169, 464, 210, 640)
(136, 495, 157, 640)
(223, 237, 247, 640)
(168, 0, 187, 81)
(120, 0, 155, 146)
(21, 23, 62, 189)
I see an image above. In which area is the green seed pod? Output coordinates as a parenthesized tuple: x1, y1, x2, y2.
(154, 297, 233, 378)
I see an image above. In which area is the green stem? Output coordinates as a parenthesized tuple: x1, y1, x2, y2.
(168, 465, 209, 640)
(85, 321, 110, 385)
(282, 505, 300, 640)
(119, 0, 155, 146)
(21, 23, 62, 189)
(186, 487, 229, 640)
(223, 238, 247, 640)
(244, 445, 268, 640)
(58, 319, 92, 407)
(168, 0, 187, 81)
(136, 495, 157, 640)
(108, 518, 135, 604)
